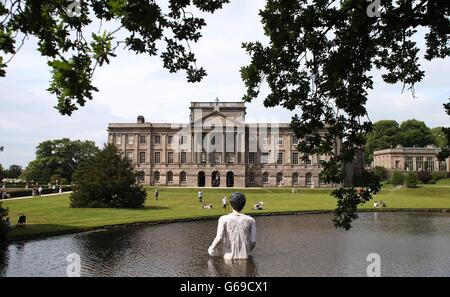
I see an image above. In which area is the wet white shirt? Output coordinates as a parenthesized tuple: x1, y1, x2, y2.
(208, 211, 257, 260)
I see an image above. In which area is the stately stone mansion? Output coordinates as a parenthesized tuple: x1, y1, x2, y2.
(108, 100, 337, 188)
(373, 145, 449, 172)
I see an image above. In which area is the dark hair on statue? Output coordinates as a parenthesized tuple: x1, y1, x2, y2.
(229, 192, 246, 211)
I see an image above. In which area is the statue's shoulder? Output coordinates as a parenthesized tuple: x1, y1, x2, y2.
(218, 214, 231, 222)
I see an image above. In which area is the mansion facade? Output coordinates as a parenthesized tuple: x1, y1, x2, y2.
(108, 100, 337, 188)
(373, 145, 450, 172)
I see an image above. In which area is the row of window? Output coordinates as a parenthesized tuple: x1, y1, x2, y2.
(404, 156, 447, 171)
(250, 172, 323, 185)
(154, 171, 187, 183)
(114, 134, 300, 146)
(115, 135, 188, 146)
(126, 151, 324, 165)
(248, 152, 325, 165)
(152, 171, 324, 185)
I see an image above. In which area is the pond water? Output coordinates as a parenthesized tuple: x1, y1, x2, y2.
(1, 212, 450, 277)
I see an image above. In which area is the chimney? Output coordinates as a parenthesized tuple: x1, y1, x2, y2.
(137, 116, 145, 124)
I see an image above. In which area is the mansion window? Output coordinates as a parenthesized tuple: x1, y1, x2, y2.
(181, 152, 187, 164)
(277, 136, 283, 145)
(154, 152, 161, 164)
(168, 135, 173, 145)
(248, 152, 255, 165)
(292, 152, 299, 165)
(319, 158, 326, 167)
(139, 152, 146, 164)
(126, 151, 133, 162)
(263, 172, 269, 183)
(248, 172, 255, 183)
(167, 152, 174, 164)
(425, 157, 434, 171)
(292, 173, 299, 184)
(439, 161, 447, 172)
(167, 171, 173, 183)
(215, 153, 222, 164)
(277, 152, 283, 165)
(201, 152, 207, 164)
(180, 171, 187, 183)
(155, 135, 161, 144)
(305, 158, 312, 165)
(154, 171, 160, 182)
(276, 173, 283, 184)
(262, 136, 269, 145)
(127, 136, 134, 145)
(139, 136, 146, 144)
(227, 153, 235, 164)
(261, 152, 269, 164)
(292, 135, 299, 145)
(180, 135, 186, 145)
(405, 156, 414, 171)
(416, 157, 424, 171)
(115, 136, 122, 145)
(305, 173, 312, 186)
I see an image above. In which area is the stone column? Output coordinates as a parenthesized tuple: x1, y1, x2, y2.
(162, 133, 166, 164)
(205, 172, 212, 188)
(134, 133, 139, 166)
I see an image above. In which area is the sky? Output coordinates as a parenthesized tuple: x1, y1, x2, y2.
(0, 0, 449, 168)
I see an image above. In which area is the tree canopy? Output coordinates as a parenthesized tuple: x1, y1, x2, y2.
(241, 0, 449, 229)
(431, 126, 448, 148)
(365, 119, 437, 162)
(71, 143, 147, 208)
(0, 0, 230, 115)
(24, 138, 99, 184)
(438, 101, 450, 161)
(2, 164, 23, 179)
(397, 119, 436, 147)
(365, 120, 400, 161)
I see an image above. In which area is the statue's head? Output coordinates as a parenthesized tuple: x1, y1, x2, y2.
(229, 192, 246, 212)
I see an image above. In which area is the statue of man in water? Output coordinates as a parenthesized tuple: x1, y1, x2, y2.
(208, 192, 257, 260)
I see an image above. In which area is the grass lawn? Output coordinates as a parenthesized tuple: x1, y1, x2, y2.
(2, 180, 450, 241)
(433, 178, 450, 186)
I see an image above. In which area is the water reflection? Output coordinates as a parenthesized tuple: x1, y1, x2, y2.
(0, 247, 8, 276)
(207, 258, 257, 277)
(2, 212, 450, 277)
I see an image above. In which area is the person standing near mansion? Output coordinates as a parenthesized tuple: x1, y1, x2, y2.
(198, 190, 203, 203)
(38, 186, 43, 196)
(222, 195, 228, 211)
(154, 188, 159, 200)
(208, 192, 257, 260)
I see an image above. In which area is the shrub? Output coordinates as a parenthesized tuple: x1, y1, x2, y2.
(372, 166, 389, 181)
(0, 203, 8, 245)
(431, 171, 447, 181)
(70, 144, 147, 208)
(390, 171, 404, 185)
(428, 179, 436, 184)
(405, 173, 418, 188)
(416, 171, 432, 184)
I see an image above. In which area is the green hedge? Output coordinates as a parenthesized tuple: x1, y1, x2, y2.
(1, 187, 72, 199)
